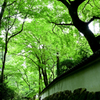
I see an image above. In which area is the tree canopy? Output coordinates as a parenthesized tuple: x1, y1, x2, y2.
(0, 0, 100, 99)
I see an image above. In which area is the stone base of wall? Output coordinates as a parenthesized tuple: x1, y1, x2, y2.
(42, 88, 100, 100)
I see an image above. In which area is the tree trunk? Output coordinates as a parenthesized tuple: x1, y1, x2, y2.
(0, 0, 7, 28)
(59, 0, 100, 53)
(68, 6, 100, 53)
(41, 68, 48, 87)
(0, 33, 8, 83)
(39, 66, 42, 95)
(57, 52, 60, 76)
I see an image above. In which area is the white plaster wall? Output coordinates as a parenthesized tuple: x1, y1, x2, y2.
(40, 58, 100, 100)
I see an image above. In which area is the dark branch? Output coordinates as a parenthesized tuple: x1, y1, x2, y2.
(51, 22, 73, 36)
(3, 12, 21, 19)
(87, 16, 100, 24)
(51, 22, 73, 26)
(55, 23, 73, 25)
(82, 0, 90, 12)
(7, 1, 16, 6)
(52, 24, 57, 35)
(18, 69, 30, 88)
(69, 0, 85, 9)
(0, 0, 7, 27)
(10, 53, 39, 68)
(8, 16, 17, 30)
(32, 34, 40, 43)
(73, 0, 85, 6)
(58, 0, 85, 10)
(93, 0, 100, 9)
(8, 14, 27, 42)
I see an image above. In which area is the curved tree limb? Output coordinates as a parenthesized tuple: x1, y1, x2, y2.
(8, 16, 17, 30)
(58, 0, 100, 52)
(8, 14, 27, 42)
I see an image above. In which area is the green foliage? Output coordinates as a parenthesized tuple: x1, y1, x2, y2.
(0, 0, 99, 99)
(0, 76, 15, 100)
(58, 59, 75, 75)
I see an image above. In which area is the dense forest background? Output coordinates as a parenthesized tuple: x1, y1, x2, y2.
(0, 0, 100, 99)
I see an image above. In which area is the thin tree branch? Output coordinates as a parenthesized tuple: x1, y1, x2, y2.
(51, 24, 63, 38)
(3, 12, 21, 19)
(82, 0, 94, 14)
(87, 16, 100, 24)
(18, 69, 30, 89)
(93, 0, 100, 9)
(54, 23, 73, 26)
(8, 15, 17, 30)
(23, 32, 34, 43)
(82, 0, 90, 11)
(51, 22, 73, 26)
(7, 1, 16, 6)
(32, 34, 40, 43)
(51, 22, 73, 35)
(8, 14, 27, 42)
(10, 52, 39, 68)
(22, 67, 30, 87)
(52, 24, 57, 35)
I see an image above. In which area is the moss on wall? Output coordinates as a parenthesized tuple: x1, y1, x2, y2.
(42, 88, 100, 100)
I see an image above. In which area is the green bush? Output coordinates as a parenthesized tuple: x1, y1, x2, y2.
(0, 75, 15, 100)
